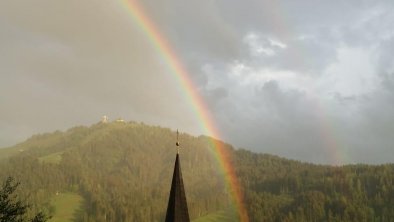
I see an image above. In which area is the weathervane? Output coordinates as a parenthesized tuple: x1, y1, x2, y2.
(176, 129, 180, 154)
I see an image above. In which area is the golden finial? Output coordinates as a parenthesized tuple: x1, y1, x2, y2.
(176, 129, 180, 153)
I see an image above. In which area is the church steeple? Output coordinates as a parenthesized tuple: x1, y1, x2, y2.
(165, 131, 190, 222)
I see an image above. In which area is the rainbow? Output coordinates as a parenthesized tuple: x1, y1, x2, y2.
(313, 98, 349, 165)
(263, 0, 347, 165)
(120, 0, 249, 221)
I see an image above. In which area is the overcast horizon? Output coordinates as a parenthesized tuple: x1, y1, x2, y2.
(1, 0, 394, 164)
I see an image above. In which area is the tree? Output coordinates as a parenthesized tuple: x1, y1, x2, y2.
(0, 177, 48, 222)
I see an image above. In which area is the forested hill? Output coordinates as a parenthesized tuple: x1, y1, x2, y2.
(0, 121, 393, 221)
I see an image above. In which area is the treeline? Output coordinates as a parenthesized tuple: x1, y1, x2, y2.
(0, 122, 393, 221)
(235, 149, 394, 221)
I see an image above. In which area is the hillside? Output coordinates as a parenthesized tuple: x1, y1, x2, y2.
(1, 121, 394, 221)
(0, 121, 233, 221)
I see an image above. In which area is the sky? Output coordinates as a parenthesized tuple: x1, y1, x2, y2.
(1, 0, 394, 164)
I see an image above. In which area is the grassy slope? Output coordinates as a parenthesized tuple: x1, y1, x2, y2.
(49, 193, 84, 222)
(0, 146, 23, 160)
(38, 151, 64, 164)
(0, 123, 131, 161)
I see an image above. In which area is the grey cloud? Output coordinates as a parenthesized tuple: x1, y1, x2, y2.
(138, 0, 394, 77)
(215, 80, 333, 163)
(137, 0, 384, 77)
(346, 89, 394, 163)
(202, 87, 229, 112)
(1, 0, 394, 164)
(142, 0, 241, 60)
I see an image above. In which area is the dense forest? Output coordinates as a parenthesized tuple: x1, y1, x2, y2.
(0, 121, 393, 221)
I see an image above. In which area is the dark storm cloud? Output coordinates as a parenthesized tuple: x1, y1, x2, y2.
(215, 80, 333, 163)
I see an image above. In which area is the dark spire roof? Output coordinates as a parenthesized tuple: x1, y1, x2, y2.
(165, 153, 190, 222)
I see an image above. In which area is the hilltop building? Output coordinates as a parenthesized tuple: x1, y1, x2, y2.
(101, 115, 109, 123)
(115, 118, 125, 123)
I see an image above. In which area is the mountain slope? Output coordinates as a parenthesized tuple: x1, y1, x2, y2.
(1, 121, 394, 221)
(0, 121, 234, 221)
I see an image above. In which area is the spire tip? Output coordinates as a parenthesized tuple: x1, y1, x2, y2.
(176, 129, 180, 153)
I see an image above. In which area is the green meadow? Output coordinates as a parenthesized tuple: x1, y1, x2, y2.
(47, 192, 235, 222)
(38, 151, 64, 164)
(49, 193, 84, 222)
